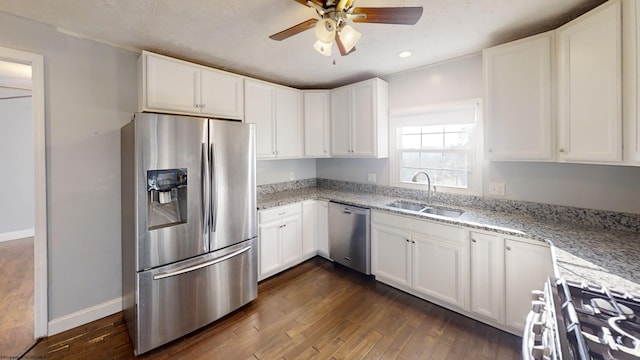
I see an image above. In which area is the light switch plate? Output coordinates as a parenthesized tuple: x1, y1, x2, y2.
(489, 182, 506, 196)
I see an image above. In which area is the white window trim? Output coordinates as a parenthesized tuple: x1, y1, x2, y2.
(389, 98, 483, 196)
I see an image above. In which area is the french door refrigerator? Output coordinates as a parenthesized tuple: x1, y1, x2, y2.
(121, 113, 257, 355)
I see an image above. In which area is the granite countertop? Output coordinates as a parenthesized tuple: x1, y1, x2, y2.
(258, 187, 640, 295)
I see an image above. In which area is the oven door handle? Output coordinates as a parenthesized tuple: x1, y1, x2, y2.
(153, 245, 252, 280)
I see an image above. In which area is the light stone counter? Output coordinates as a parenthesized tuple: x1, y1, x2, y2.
(257, 181, 640, 296)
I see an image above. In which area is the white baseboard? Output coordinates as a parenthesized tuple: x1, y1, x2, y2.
(0, 229, 35, 243)
(48, 297, 122, 336)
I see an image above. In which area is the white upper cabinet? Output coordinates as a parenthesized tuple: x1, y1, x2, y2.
(556, 0, 622, 163)
(245, 79, 303, 159)
(483, 32, 554, 161)
(303, 90, 331, 158)
(140, 51, 244, 120)
(623, 0, 640, 164)
(330, 78, 389, 158)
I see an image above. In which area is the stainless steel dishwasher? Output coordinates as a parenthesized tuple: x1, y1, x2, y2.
(328, 201, 371, 275)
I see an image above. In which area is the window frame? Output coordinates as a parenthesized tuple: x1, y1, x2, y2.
(389, 98, 483, 196)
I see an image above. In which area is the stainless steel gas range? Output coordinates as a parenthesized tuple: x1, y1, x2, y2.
(523, 277, 640, 360)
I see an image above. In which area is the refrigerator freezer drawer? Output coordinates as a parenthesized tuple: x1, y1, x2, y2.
(134, 238, 257, 355)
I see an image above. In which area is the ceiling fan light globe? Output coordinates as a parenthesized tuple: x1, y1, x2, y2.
(313, 40, 333, 56)
(315, 18, 337, 43)
(338, 25, 361, 53)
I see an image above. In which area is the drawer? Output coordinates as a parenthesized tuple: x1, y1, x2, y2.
(372, 210, 411, 229)
(259, 202, 302, 224)
(411, 218, 466, 243)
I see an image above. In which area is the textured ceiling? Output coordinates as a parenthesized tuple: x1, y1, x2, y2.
(0, 0, 607, 88)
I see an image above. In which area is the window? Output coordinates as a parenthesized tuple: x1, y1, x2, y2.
(390, 99, 482, 195)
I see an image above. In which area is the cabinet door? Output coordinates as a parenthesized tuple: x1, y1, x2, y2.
(302, 200, 318, 259)
(145, 54, 199, 114)
(412, 233, 468, 309)
(504, 238, 553, 331)
(245, 80, 276, 158)
(483, 33, 553, 161)
(200, 69, 244, 119)
(557, 0, 622, 162)
(351, 83, 376, 156)
(280, 215, 303, 267)
(330, 86, 352, 156)
(316, 200, 330, 259)
(304, 91, 331, 157)
(470, 232, 504, 322)
(371, 224, 412, 289)
(258, 222, 281, 280)
(275, 87, 303, 158)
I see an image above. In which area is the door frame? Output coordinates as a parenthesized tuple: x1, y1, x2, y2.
(0, 46, 48, 338)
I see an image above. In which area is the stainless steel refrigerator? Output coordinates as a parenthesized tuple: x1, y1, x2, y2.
(121, 113, 257, 355)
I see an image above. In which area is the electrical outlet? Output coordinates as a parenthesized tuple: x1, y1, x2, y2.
(289, 172, 295, 181)
(488, 182, 506, 196)
(367, 173, 377, 183)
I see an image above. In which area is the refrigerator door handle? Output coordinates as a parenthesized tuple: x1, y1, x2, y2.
(211, 143, 218, 233)
(202, 143, 210, 251)
(153, 245, 252, 281)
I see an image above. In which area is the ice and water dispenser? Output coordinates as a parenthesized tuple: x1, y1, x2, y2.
(146, 168, 187, 229)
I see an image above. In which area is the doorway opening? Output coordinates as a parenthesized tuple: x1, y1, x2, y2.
(0, 47, 48, 357)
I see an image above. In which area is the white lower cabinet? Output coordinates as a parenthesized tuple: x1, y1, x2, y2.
(371, 224, 412, 288)
(504, 237, 554, 331)
(258, 203, 302, 281)
(469, 232, 553, 333)
(470, 232, 505, 323)
(316, 200, 330, 259)
(371, 211, 469, 310)
(259, 200, 331, 281)
(412, 231, 468, 309)
(301, 200, 318, 259)
(372, 210, 553, 335)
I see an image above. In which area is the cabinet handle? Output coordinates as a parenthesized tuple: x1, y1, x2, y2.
(506, 246, 511, 251)
(201, 104, 206, 109)
(406, 239, 410, 243)
(282, 224, 287, 228)
(195, 104, 200, 108)
(559, 148, 565, 153)
(488, 149, 492, 153)
(411, 240, 415, 244)
(471, 239, 477, 243)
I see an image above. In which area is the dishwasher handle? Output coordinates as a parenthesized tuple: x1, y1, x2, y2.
(330, 201, 370, 216)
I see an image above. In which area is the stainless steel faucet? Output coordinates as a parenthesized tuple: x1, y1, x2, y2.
(411, 171, 433, 203)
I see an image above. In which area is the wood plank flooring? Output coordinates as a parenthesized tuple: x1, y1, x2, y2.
(0, 237, 34, 358)
(24, 257, 521, 359)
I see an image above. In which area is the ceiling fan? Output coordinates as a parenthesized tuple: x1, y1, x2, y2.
(269, 0, 423, 56)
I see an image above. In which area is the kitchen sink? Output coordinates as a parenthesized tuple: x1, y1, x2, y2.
(386, 201, 464, 218)
(386, 201, 428, 212)
(420, 207, 463, 217)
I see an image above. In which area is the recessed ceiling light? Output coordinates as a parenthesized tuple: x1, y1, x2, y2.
(398, 51, 412, 58)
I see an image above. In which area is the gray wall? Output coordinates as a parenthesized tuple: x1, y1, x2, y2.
(318, 54, 640, 214)
(257, 158, 316, 185)
(0, 96, 34, 235)
(0, 13, 138, 319)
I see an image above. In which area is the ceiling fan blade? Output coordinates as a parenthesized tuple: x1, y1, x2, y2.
(350, 7, 424, 25)
(293, 0, 325, 7)
(269, 19, 318, 41)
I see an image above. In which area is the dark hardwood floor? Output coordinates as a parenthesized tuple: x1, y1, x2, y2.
(24, 257, 521, 359)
